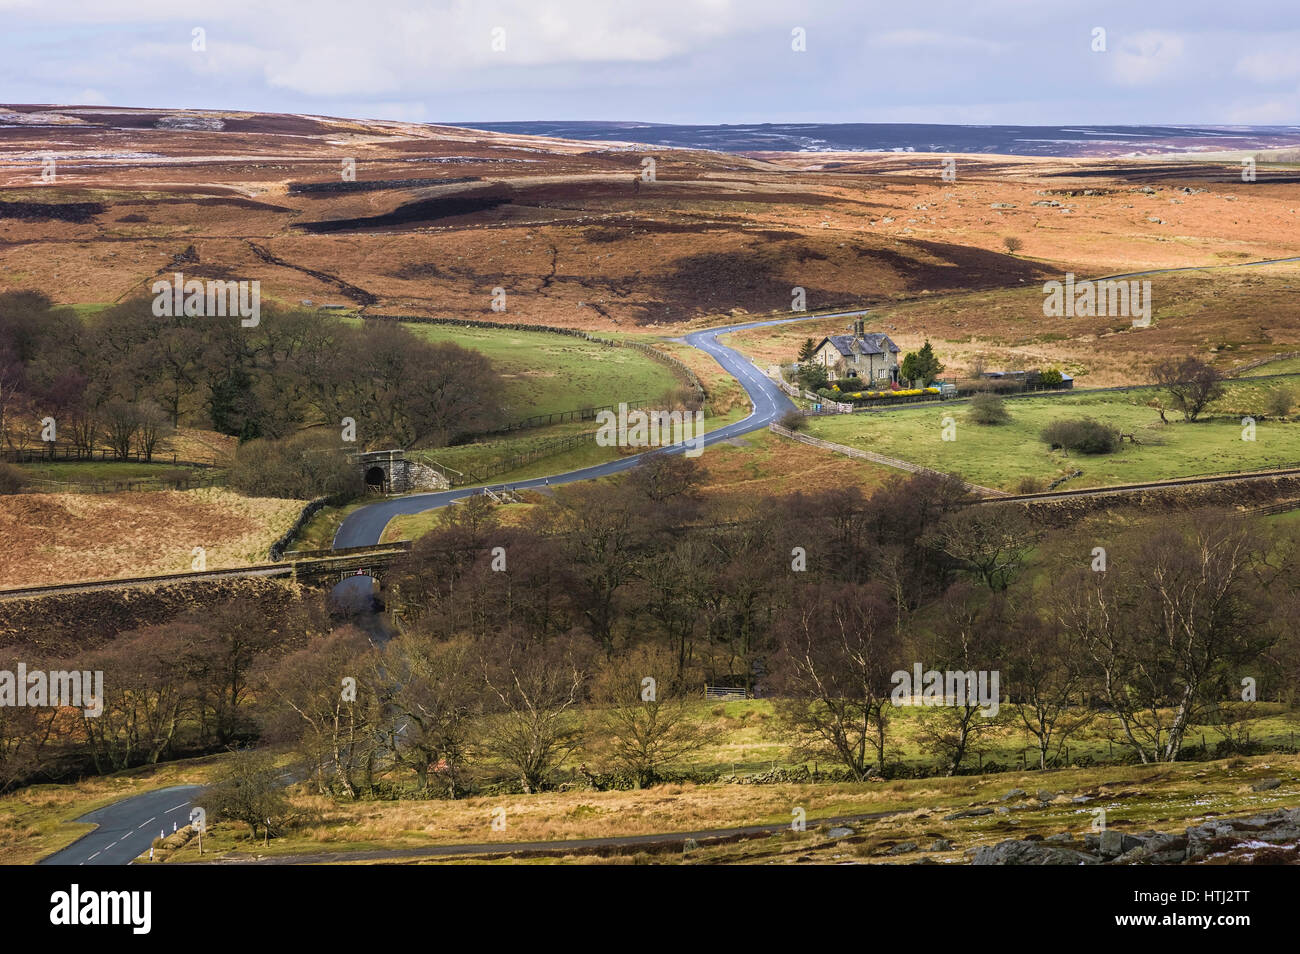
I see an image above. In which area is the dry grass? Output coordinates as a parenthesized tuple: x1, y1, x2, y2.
(696, 429, 892, 501)
(159, 751, 1300, 865)
(7, 108, 1297, 340)
(0, 487, 304, 587)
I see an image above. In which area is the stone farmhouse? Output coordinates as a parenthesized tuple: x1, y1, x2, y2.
(810, 318, 901, 385)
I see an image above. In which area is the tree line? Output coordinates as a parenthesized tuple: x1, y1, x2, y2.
(0, 291, 505, 460)
(4, 456, 1297, 799)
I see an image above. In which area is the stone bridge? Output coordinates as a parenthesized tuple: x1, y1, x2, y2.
(353, 449, 449, 494)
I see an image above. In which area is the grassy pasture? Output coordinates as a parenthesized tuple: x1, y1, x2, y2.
(397, 322, 683, 421)
(805, 377, 1300, 492)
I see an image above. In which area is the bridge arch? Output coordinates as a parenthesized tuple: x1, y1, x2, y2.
(351, 449, 449, 496)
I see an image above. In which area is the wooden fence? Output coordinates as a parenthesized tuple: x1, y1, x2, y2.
(705, 686, 748, 701)
(424, 430, 599, 487)
(2, 446, 221, 467)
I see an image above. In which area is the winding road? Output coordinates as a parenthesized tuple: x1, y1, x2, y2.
(34, 255, 1300, 867)
(39, 310, 852, 867)
(38, 785, 201, 867)
(333, 311, 863, 548)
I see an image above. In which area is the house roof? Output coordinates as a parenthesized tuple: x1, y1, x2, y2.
(817, 333, 900, 358)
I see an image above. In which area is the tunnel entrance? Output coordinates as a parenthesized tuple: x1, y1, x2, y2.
(364, 465, 386, 491)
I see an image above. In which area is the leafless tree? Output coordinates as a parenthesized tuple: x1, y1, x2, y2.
(770, 583, 901, 779)
(590, 645, 712, 788)
(1152, 356, 1225, 422)
(480, 632, 588, 793)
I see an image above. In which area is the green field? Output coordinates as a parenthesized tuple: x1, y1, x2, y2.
(408, 421, 601, 482)
(806, 378, 1300, 492)
(398, 323, 683, 421)
(1242, 355, 1300, 376)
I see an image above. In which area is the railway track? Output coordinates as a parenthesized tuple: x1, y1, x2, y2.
(0, 543, 411, 600)
(975, 465, 1300, 505)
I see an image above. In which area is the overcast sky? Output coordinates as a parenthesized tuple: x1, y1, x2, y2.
(2, 0, 1299, 126)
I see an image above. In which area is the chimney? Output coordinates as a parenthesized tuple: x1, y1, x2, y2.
(853, 317, 864, 337)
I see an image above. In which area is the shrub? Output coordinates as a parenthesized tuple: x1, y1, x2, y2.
(967, 392, 1009, 425)
(779, 410, 807, 431)
(1040, 417, 1122, 454)
(1039, 368, 1064, 387)
(1266, 385, 1295, 419)
(795, 363, 829, 391)
(0, 463, 27, 495)
(226, 431, 365, 501)
(1015, 475, 1045, 494)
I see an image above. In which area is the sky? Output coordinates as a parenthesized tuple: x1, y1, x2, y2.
(2, 0, 1299, 126)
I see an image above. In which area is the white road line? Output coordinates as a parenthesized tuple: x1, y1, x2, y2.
(88, 851, 100, 860)
(136, 816, 156, 830)
(165, 802, 189, 812)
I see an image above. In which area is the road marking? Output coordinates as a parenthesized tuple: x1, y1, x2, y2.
(166, 802, 189, 813)
(88, 851, 100, 860)
(136, 816, 156, 829)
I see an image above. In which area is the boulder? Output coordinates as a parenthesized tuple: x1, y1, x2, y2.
(972, 840, 1101, 865)
(1099, 830, 1145, 857)
(1114, 833, 1187, 865)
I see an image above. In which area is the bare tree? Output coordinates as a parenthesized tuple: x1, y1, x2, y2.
(135, 400, 171, 462)
(770, 583, 901, 779)
(480, 633, 588, 793)
(927, 505, 1043, 591)
(1005, 612, 1094, 769)
(1152, 356, 1225, 422)
(1052, 515, 1269, 762)
(914, 585, 1008, 775)
(201, 747, 291, 841)
(590, 645, 711, 788)
(266, 627, 380, 799)
(381, 633, 480, 796)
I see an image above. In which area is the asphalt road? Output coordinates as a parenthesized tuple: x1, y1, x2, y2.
(39, 785, 201, 866)
(38, 310, 855, 867)
(333, 311, 864, 548)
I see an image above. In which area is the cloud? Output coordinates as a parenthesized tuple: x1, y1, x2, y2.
(1108, 30, 1187, 86)
(866, 29, 1008, 55)
(1235, 44, 1300, 83)
(1224, 92, 1300, 124)
(2, 2, 1300, 124)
